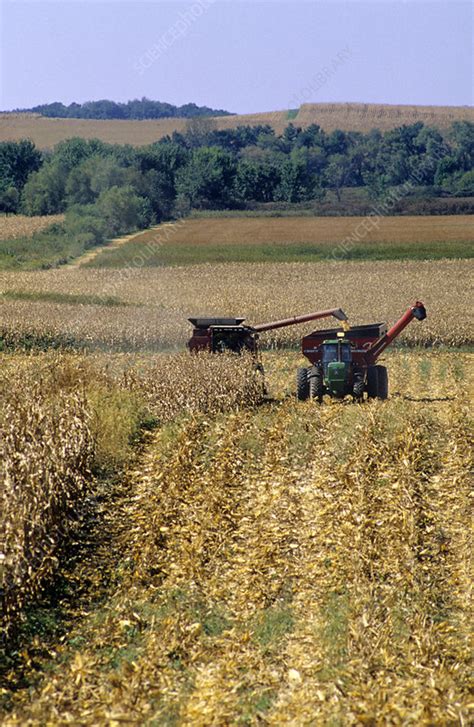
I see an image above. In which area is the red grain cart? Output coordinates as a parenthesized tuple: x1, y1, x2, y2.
(297, 301, 427, 401)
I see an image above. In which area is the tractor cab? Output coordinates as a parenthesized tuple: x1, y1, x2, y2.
(321, 338, 352, 369)
(320, 335, 353, 397)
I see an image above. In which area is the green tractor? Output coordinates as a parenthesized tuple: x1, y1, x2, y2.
(298, 334, 386, 403)
(297, 302, 427, 402)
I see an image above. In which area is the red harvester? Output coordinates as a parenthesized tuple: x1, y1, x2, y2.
(188, 308, 348, 355)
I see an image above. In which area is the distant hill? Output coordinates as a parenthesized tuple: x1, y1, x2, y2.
(11, 98, 233, 120)
(0, 102, 472, 149)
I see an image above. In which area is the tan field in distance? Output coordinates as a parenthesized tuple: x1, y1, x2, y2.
(0, 214, 65, 239)
(1, 102, 472, 149)
(127, 214, 474, 247)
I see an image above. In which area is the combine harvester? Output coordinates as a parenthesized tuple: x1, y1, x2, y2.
(188, 308, 348, 355)
(187, 301, 426, 402)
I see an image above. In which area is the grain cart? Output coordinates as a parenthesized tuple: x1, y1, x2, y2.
(296, 301, 426, 402)
(188, 308, 348, 356)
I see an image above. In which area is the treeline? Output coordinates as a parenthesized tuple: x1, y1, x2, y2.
(0, 119, 473, 267)
(1, 119, 473, 216)
(14, 98, 232, 120)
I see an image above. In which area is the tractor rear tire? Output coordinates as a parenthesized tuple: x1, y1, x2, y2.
(296, 367, 309, 401)
(352, 370, 365, 401)
(309, 367, 324, 403)
(377, 366, 389, 399)
(367, 366, 379, 398)
(367, 365, 389, 400)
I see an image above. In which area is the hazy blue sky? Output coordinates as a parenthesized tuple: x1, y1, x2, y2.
(0, 1, 472, 113)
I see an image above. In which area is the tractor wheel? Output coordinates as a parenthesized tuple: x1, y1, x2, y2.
(367, 365, 389, 399)
(352, 370, 365, 401)
(296, 367, 309, 401)
(376, 366, 389, 399)
(367, 366, 379, 398)
(309, 367, 324, 403)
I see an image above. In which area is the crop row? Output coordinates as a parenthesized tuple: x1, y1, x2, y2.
(0, 352, 263, 635)
(0, 259, 471, 351)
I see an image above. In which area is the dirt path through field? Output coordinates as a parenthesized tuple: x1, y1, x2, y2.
(2, 353, 471, 725)
(66, 222, 176, 267)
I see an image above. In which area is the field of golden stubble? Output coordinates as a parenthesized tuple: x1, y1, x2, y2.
(0, 259, 471, 350)
(0, 215, 64, 240)
(0, 352, 263, 637)
(1, 349, 471, 726)
(110, 214, 474, 247)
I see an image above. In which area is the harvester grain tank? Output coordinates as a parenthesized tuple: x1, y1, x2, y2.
(187, 308, 348, 355)
(297, 301, 427, 402)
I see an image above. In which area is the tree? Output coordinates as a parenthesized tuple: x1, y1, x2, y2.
(275, 159, 304, 202)
(96, 186, 153, 235)
(282, 123, 302, 150)
(234, 159, 280, 202)
(325, 129, 349, 155)
(25, 98, 233, 120)
(65, 161, 96, 206)
(21, 162, 68, 214)
(53, 137, 109, 171)
(176, 147, 237, 208)
(0, 140, 42, 212)
(184, 117, 217, 149)
(434, 156, 459, 192)
(450, 121, 474, 170)
(294, 123, 326, 149)
(324, 154, 353, 201)
(455, 170, 474, 195)
(0, 184, 19, 213)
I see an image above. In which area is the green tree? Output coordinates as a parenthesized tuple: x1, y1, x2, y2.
(176, 147, 237, 208)
(53, 137, 109, 170)
(434, 156, 459, 192)
(275, 151, 310, 203)
(0, 140, 42, 212)
(450, 121, 474, 170)
(21, 161, 68, 214)
(0, 184, 19, 213)
(66, 155, 130, 205)
(234, 159, 280, 202)
(96, 185, 153, 235)
(455, 170, 474, 195)
(324, 154, 353, 201)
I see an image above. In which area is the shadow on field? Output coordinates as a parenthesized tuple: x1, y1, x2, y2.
(393, 394, 456, 403)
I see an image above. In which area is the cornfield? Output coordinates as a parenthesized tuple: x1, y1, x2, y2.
(125, 352, 264, 422)
(0, 361, 93, 633)
(0, 225, 471, 723)
(0, 215, 64, 240)
(0, 259, 472, 351)
(1, 350, 471, 724)
(0, 352, 263, 638)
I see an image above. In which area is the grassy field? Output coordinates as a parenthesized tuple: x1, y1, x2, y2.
(1, 102, 472, 148)
(87, 215, 474, 267)
(1, 349, 471, 724)
(0, 214, 64, 240)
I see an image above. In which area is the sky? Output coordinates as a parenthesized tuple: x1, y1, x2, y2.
(0, 0, 472, 113)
